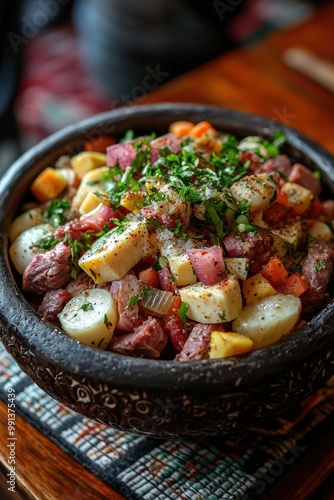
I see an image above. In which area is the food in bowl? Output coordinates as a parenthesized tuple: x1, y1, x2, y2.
(8, 120, 334, 361)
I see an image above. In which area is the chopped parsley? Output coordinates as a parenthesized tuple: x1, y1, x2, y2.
(42, 199, 70, 227)
(315, 261, 326, 271)
(80, 300, 94, 311)
(127, 285, 152, 307)
(179, 302, 189, 323)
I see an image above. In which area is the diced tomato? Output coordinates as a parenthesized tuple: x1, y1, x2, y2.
(263, 202, 289, 225)
(261, 257, 288, 286)
(277, 273, 309, 297)
(276, 189, 289, 205)
(163, 316, 189, 353)
(139, 267, 160, 289)
(83, 135, 116, 152)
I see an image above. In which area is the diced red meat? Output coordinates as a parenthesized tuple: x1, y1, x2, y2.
(110, 317, 167, 359)
(176, 323, 224, 361)
(66, 272, 95, 295)
(262, 155, 292, 178)
(301, 240, 334, 312)
(322, 200, 334, 222)
(38, 289, 72, 321)
(240, 151, 261, 173)
(23, 242, 73, 294)
(187, 246, 227, 285)
(111, 274, 142, 331)
(163, 316, 189, 353)
(288, 163, 321, 197)
(158, 266, 177, 292)
(54, 203, 115, 241)
(223, 229, 272, 274)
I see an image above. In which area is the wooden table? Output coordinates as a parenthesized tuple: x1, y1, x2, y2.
(1, 3, 334, 499)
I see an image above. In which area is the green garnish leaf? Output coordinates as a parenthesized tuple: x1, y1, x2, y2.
(179, 302, 189, 323)
(42, 199, 70, 227)
(315, 261, 326, 271)
(127, 285, 152, 308)
(80, 300, 94, 311)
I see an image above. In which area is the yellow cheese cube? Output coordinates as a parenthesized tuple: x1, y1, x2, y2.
(209, 331, 253, 358)
(30, 168, 68, 202)
(242, 273, 277, 305)
(79, 192, 111, 215)
(281, 182, 313, 214)
(70, 152, 106, 179)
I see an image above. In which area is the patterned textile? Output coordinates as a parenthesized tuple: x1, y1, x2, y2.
(0, 341, 333, 500)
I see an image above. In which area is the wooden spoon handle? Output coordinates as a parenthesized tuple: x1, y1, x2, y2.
(283, 48, 334, 93)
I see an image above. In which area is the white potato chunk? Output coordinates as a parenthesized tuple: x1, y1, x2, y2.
(230, 173, 277, 213)
(9, 208, 43, 242)
(280, 182, 313, 214)
(271, 219, 302, 250)
(179, 276, 242, 323)
(307, 220, 332, 241)
(232, 294, 301, 348)
(237, 136, 270, 158)
(58, 289, 117, 349)
(9, 224, 54, 274)
(225, 258, 249, 280)
(167, 252, 197, 286)
(79, 220, 154, 283)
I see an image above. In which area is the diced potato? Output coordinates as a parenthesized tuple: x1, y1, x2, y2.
(167, 252, 197, 286)
(30, 168, 68, 202)
(72, 167, 110, 209)
(70, 151, 106, 179)
(249, 210, 269, 229)
(79, 192, 111, 215)
(58, 288, 118, 349)
(280, 182, 313, 214)
(230, 173, 277, 213)
(271, 234, 288, 258)
(9, 224, 54, 274)
(232, 294, 301, 348)
(271, 219, 303, 250)
(225, 257, 249, 280)
(9, 208, 43, 242)
(242, 273, 277, 305)
(179, 276, 242, 323)
(120, 191, 145, 214)
(209, 331, 253, 358)
(79, 220, 154, 283)
(307, 220, 332, 241)
(237, 136, 270, 158)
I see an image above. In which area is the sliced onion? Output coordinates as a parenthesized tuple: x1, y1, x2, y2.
(140, 287, 174, 316)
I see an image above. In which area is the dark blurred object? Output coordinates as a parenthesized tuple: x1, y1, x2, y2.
(73, 0, 243, 101)
(0, 1, 23, 150)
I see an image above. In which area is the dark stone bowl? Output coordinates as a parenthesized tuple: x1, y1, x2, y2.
(1, 103, 334, 438)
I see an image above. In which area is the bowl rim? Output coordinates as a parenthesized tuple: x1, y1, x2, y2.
(1, 102, 334, 392)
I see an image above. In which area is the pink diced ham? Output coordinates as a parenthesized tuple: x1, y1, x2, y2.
(187, 246, 227, 285)
(106, 142, 137, 169)
(288, 163, 321, 197)
(150, 133, 180, 153)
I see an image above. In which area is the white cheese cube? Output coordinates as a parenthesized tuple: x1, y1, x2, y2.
(179, 276, 242, 323)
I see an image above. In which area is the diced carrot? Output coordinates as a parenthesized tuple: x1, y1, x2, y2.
(261, 257, 288, 287)
(188, 121, 216, 138)
(139, 267, 160, 289)
(30, 168, 68, 202)
(276, 189, 289, 205)
(263, 202, 288, 225)
(277, 273, 309, 297)
(83, 136, 116, 152)
(169, 120, 195, 139)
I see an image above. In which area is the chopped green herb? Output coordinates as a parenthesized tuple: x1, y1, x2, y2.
(42, 199, 70, 227)
(315, 261, 326, 271)
(179, 302, 189, 323)
(80, 300, 94, 311)
(127, 285, 152, 308)
(36, 234, 59, 251)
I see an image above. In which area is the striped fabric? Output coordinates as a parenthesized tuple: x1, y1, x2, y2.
(0, 341, 333, 500)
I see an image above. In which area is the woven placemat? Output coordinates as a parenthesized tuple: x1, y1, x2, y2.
(0, 341, 333, 500)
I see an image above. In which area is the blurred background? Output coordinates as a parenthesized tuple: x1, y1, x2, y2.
(0, 0, 327, 176)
